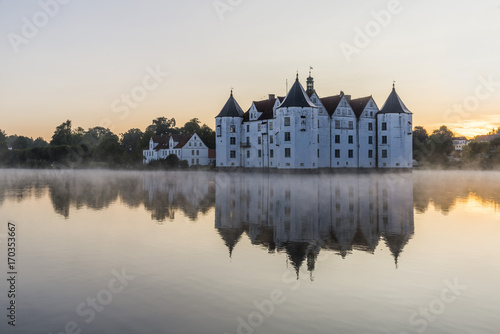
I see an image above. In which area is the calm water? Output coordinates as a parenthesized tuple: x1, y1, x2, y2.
(0, 169, 499, 334)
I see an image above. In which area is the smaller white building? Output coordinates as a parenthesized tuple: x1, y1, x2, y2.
(143, 133, 210, 166)
(452, 137, 468, 151)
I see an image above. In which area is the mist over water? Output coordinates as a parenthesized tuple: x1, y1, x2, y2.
(0, 169, 498, 334)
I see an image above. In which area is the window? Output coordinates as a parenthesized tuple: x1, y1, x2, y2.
(285, 148, 291, 158)
(382, 136, 387, 144)
(258, 150, 262, 158)
(382, 122, 387, 131)
(368, 123, 373, 131)
(284, 117, 290, 126)
(270, 136, 273, 144)
(335, 120, 341, 129)
(382, 150, 387, 158)
(196, 150, 199, 156)
(368, 136, 373, 145)
(284, 132, 291, 141)
(368, 150, 373, 158)
(230, 151, 236, 159)
(258, 137, 262, 144)
(246, 124, 250, 132)
(348, 150, 353, 158)
(217, 126, 221, 137)
(191, 159, 194, 164)
(194, 142, 197, 147)
(348, 121, 353, 130)
(335, 135, 340, 144)
(246, 137, 250, 145)
(192, 150, 195, 155)
(348, 135, 353, 144)
(230, 125, 236, 133)
(247, 150, 250, 158)
(230, 137, 236, 145)
(269, 122, 273, 131)
(335, 150, 340, 158)
(258, 124, 261, 132)
(196, 158, 199, 164)
(317, 149, 320, 158)
(270, 149, 274, 158)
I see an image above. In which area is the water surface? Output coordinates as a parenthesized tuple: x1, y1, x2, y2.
(0, 170, 498, 334)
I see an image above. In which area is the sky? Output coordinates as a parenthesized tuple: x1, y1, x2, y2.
(1, 0, 500, 140)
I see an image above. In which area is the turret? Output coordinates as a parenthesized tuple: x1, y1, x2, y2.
(377, 84, 413, 168)
(215, 91, 244, 167)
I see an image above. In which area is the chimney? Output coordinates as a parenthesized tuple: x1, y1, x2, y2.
(268, 94, 276, 100)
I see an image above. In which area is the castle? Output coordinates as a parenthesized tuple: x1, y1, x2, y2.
(215, 73, 413, 169)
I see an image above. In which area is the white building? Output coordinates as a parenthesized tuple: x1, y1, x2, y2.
(216, 74, 413, 169)
(452, 137, 468, 151)
(143, 133, 210, 166)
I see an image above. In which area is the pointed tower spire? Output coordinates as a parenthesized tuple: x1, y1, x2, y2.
(216, 91, 244, 118)
(379, 84, 412, 114)
(279, 76, 316, 108)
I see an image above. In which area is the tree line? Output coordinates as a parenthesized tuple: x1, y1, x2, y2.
(0, 117, 215, 169)
(413, 125, 500, 169)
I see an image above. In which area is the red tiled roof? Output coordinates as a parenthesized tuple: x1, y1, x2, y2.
(174, 134, 193, 148)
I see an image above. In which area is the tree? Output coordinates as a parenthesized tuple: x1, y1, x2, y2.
(0, 130, 7, 151)
(151, 117, 178, 135)
(31, 137, 49, 148)
(413, 126, 428, 143)
(198, 124, 216, 149)
(413, 126, 429, 161)
(84, 127, 121, 162)
(12, 136, 32, 150)
(120, 128, 143, 153)
(180, 118, 201, 134)
(428, 125, 454, 156)
(50, 120, 73, 146)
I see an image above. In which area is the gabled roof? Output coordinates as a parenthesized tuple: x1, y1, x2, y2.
(148, 134, 197, 150)
(350, 96, 373, 118)
(174, 134, 193, 148)
(319, 95, 342, 116)
(216, 91, 244, 118)
(379, 86, 412, 114)
(279, 76, 316, 108)
(252, 97, 284, 121)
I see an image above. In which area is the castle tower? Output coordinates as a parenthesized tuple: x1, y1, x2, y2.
(376, 84, 413, 168)
(215, 91, 244, 167)
(275, 75, 319, 169)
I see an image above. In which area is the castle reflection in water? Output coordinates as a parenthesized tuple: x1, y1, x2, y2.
(215, 173, 414, 274)
(0, 170, 415, 273)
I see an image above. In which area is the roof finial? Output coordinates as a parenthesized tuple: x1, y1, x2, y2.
(296, 71, 299, 81)
(309, 66, 313, 77)
(230, 87, 233, 96)
(393, 81, 396, 90)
